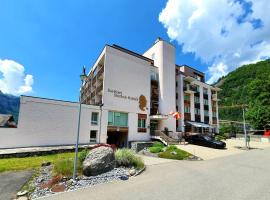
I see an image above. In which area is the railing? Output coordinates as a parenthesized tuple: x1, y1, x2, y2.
(184, 84, 196, 93)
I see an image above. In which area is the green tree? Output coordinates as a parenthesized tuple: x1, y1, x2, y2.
(246, 78, 270, 129)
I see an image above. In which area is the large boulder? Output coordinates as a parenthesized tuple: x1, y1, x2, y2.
(82, 146, 115, 176)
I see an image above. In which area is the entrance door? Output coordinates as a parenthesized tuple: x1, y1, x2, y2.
(107, 131, 128, 148)
(150, 120, 158, 136)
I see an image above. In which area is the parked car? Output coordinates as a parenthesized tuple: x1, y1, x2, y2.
(186, 135, 226, 149)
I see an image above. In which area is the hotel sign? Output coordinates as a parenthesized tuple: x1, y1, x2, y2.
(107, 88, 138, 101)
(107, 88, 147, 111)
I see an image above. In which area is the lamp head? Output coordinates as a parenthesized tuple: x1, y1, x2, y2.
(80, 65, 87, 81)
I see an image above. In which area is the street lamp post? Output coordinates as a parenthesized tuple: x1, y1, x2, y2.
(98, 102, 104, 144)
(73, 66, 87, 180)
(242, 106, 248, 150)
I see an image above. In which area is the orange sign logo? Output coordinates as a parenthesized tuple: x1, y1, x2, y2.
(139, 95, 147, 111)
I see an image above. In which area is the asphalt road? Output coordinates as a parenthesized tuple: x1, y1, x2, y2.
(43, 148, 270, 200)
(0, 170, 33, 200)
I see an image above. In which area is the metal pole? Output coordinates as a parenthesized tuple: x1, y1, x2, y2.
(98, 104, 103, 144)
(73, 80, 83, 180)
(242, 107, 248, 150)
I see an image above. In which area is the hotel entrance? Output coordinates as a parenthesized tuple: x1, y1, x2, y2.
(107, 111, 129, 148)
(107, 127, 128, 148)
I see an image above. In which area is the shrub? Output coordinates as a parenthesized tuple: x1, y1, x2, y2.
(152, 141, 164, 148)
(158, 147, 191, 160)
(78, 149, 89, 163)
(115, 148, 144, 169)
(166, 145, 177, 151)
(54, 159, 80, 177)
(149, 146, 163, 153)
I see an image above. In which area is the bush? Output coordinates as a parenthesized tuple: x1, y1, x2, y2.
(149, 146, 163, 153)
(158, 147, 191, 160)
(78, 149, 89, 163)
(54, 159, 76, 177)
(215, 134, 228, 141)
(166, 145, 177, 151)
(152, 141, 164, 148)
(115, 148, 144, 169)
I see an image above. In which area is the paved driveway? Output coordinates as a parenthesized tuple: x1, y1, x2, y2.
(177, 139, 270, 160)
(42, 147, 270, 200)
(0, 170, 33, 200)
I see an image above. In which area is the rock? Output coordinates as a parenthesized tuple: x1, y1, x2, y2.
(82, 147, 115, 176)
(17, 190, 28, 197)
(41, 161, 51, 167)
(51, 184, 65, 193)
(129, 169, 136, 176)
(171, 151, 177, 155)
(17, 197, 28, 200)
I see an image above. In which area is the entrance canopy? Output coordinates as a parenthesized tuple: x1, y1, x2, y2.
(187, 121, 214, 129)
(150, 115, 168, 120)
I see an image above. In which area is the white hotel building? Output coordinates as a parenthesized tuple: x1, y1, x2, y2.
(0, 38, 220, 149)
(80, 38, 220, 147)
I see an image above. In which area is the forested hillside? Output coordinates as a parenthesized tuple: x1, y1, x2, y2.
(217, 59, 270, 129)
(0, 91, 20, 122)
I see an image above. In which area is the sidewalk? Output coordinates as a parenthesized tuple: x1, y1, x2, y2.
(177, 139, 270, 160)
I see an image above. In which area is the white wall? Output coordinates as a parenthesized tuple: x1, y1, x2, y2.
(101, 46, 151, 143)
(144, 39, 176, 132)
(0, 96, 100, 149)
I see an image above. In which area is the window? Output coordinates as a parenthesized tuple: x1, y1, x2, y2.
(195, 108, 200, 115)
(195, 85, 200, 92)
(194, 96, 200, 103)
(176, 81, 178, 88)
(184, 94, 190, 101)
(176, 92, 178, 99)
(204, 110, 209, 116)
(108, 111, 128, 127)
(138, 114, 147, 133)
(203, 88, 208, 94)
(176, 106, 178, 111)
(213, 111, 217, 118)
(90, 130, 97, 143)
(150, 71, 158, 81)
(204, 99, 209, 105)
(91, 112, 99, 125)
(184, 106, 190, 113)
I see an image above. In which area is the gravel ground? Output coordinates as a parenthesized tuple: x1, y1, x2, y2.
(29, 166, 130, 199)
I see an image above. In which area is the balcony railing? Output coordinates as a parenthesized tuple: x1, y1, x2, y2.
(212, 93, 219, 101)
(184, 84, 196, 93)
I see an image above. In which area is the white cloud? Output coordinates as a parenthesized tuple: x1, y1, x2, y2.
(159, 0, 270, 83)
(0, 59, 34, 95)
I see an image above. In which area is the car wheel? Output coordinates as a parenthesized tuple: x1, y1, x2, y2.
(189, 140, 193, 144)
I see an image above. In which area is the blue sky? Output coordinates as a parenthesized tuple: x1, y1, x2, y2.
(0, 0, 269, 101)
(0, 0, 204, 101)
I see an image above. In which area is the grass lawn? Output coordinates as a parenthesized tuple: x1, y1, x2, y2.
(158, 146, 191, 160)
(0, 152, 76, 173)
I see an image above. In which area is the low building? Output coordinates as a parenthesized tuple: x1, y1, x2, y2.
(0, 96, 101, 148)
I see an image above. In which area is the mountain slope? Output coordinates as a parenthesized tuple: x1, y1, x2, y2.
(0, 91, 20, 122)
(217, 59, 270, 122)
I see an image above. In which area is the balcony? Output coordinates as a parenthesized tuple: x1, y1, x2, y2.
(212, 93, 220, 101)
(184, 84, 196, 94)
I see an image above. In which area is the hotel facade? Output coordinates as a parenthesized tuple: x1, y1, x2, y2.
(80, 38, 220, 147)
(0, 38, 220, 149)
